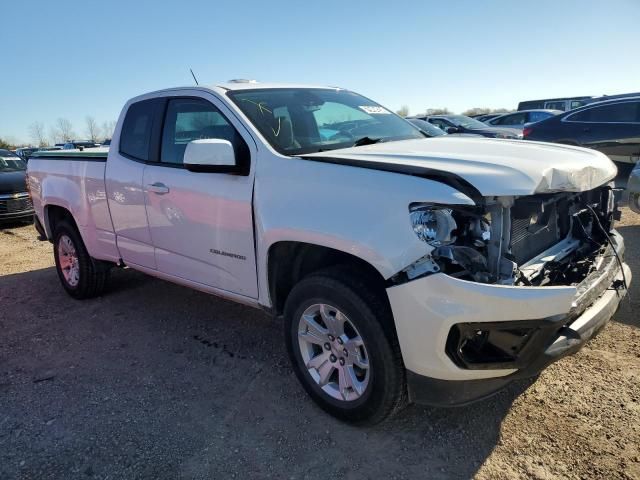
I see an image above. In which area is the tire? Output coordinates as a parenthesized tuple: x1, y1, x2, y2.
(53, 219, 109, 299)
(284, 266, 407, 425)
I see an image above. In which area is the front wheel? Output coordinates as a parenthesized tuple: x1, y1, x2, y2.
(284, 268, 407, 425)
(53, 220, 109, 299)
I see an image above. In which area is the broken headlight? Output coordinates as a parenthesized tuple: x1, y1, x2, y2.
(409, 206, 457, 246)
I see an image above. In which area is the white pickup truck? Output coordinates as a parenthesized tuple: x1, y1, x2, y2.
(28, 82, 631, 424)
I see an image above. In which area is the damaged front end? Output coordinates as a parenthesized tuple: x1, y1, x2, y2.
(387, 184, 631, 405)
(398, 184, 624, 289)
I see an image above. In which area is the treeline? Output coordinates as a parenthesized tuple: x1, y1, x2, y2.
(3, 117, 118, 149)
(395, 106, 511, 117)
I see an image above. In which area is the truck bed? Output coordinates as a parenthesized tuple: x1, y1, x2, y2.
(30, 148, 109, 161)
(27, 148, 120, 263)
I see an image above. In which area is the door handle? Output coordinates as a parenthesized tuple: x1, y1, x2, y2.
(582, 127, 591, 133)
(147, 182, 170, 195)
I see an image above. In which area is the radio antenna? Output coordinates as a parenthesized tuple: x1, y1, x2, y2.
(190, 68, 199, 86)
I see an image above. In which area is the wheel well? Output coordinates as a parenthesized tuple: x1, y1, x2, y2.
(45, 205, 77, 240)
(267, 241, 388, 316)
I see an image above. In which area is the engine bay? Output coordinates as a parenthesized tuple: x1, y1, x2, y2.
(403, 186, 619, 288)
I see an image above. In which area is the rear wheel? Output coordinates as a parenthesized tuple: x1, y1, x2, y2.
(53, 220, 109, 299)
(284, 267, 406, 425)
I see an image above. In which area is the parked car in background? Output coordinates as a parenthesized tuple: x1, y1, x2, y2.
(62, 140, 100, 150)
(518, 96, 592, 112)
(15, 147, 40, 160)
(101, 139, 111, 146)
(414, 114, 521, 138)
(474, 113, 504, 123)
(628, 162, 640, 213)
(406, 118, 446, 136)
(0, 149, 33, 222)
(487, 109, 561, 129)
(524, 97, 640, 164)
(21, 147, 62, 157)
(585, 92, 640, 106)
(406, 118, 481, 138)
(16, 146, 62, 161)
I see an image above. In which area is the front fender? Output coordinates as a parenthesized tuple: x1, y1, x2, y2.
(253, 155, 475, 306)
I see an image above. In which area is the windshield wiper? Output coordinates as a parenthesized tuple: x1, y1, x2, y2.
(352, 136, 383, 147)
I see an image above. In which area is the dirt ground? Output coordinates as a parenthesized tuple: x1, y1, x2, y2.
(0, 209, 638, 480)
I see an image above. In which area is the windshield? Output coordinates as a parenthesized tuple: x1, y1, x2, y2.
(445, 115, 490, 129)
(0, 150, 27, 171)
(228, 88, 424, 155)
(407, 118, 446, 136)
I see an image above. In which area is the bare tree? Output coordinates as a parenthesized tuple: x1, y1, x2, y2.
(85, 116, 100, 143)
(462, 107, 490, 117)
(462, 107, 511, 116)
(52, 118, 75, 143)
(425, 108, 452, 115)
(29, 121, 49, 147)
(101, 120, 117, 141)
(395, 105, 410, 117)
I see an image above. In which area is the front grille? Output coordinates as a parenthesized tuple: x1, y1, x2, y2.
(509, 187, 611, 265)
(511, 199, 569, 264)
(510, 200, 563, 264)
(0, 196, 33, 214)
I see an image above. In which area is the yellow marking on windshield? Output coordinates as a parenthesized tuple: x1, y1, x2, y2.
(241, 99, 272, 115)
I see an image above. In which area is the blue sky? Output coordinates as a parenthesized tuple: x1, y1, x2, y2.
(2, 0, 639, 144)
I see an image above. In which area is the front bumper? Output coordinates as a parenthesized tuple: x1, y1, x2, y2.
(0, 192, 34, 221)
(387, 230, 630, 406)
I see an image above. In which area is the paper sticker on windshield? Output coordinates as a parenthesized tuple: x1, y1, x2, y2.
(359, 106, 391, 115)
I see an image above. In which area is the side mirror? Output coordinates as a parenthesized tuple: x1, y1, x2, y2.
(183, 139, 236, 173)
(446, 127, 459, 134)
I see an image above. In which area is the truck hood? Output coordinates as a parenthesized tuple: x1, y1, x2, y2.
(303, 137, 617, 197)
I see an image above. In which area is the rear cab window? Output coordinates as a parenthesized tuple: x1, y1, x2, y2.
(119, 99, 164, 161)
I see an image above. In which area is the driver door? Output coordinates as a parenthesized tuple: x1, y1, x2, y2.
(143, 94, 258, 298)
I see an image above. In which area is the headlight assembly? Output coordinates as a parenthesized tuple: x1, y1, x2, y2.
(409, 206, 457, 246)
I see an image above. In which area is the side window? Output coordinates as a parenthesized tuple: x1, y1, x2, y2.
(119, 99, 159, 161)
(495, 113, 526, 125)
(545, 101, 566, 111)
(589, 102, 639, 123)
(567, 102, 640, 123)
(566, 108, 592, 122)
(160, 98, 248, 166)
(529, 111, 551, 123)
(429, 118, 449, 130)
(570, 100, 585, 109)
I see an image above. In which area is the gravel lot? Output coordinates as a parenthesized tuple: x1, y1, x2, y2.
(1, 208, 639, 480)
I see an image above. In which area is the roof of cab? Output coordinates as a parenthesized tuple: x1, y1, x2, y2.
(213, 81, 342, 91)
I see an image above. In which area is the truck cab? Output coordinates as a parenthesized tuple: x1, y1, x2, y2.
(27, 82, 631, 424)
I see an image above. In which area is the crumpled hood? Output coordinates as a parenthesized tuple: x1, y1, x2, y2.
(304, 137, 617, 196)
